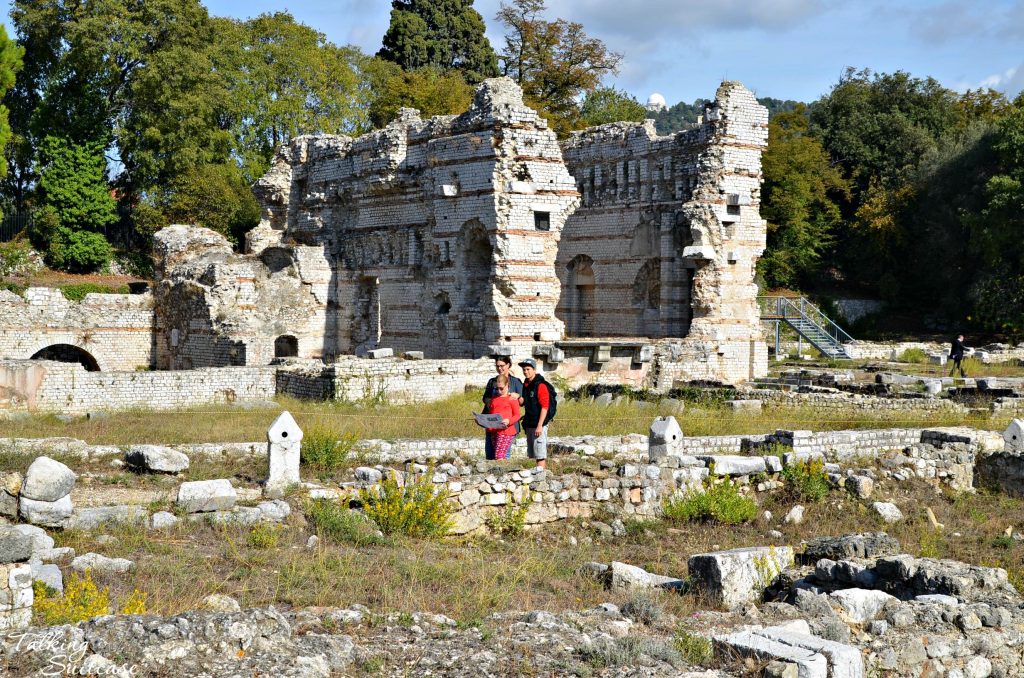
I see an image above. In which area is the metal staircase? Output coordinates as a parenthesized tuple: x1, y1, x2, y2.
(758, 296, 855, 359)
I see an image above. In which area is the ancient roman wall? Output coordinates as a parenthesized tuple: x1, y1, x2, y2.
(0, 360, 276, 415)
(0, 288, 154, 371)
(558, 82, 769, 384)
(248, 78, 579, 360)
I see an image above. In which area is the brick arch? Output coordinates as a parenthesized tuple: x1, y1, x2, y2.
(30, 343, 101, 372)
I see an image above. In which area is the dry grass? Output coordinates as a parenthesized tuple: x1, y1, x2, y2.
(0, 392, 1006, 446)
(887, 357, 1024, 378)
(48, 479, 1023, 624)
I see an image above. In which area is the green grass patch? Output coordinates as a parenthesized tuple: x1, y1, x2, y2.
(781, 458, 831, 503)
(59, 282, 130, 301)
(306, 499, 387, 546)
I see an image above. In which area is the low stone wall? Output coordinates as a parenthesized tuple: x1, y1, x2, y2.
(745, 388, 969, 413)
(0, 562, 32, 631)
(0, 360, 276, 415)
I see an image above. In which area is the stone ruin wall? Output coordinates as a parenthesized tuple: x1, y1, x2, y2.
(0, 288, 154, 371)
(0, 78, 770, 405)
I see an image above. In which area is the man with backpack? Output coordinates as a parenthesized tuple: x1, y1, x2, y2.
(518, 358, 556, 469)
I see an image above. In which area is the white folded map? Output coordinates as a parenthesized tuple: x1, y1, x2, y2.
(474, 412, 506, 428)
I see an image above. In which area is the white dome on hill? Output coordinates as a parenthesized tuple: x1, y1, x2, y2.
(646, 92, 668, 112)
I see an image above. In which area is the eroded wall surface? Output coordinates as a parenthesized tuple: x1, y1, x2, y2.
(0, 288, 154, 371)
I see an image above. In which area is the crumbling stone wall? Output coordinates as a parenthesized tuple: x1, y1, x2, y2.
(248, 78, 579, 360)
(558, 82, 768, 383)
(0, 288, 154, 371)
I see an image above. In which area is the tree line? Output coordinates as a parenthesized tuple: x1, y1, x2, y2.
(0, 1, 1021, 335)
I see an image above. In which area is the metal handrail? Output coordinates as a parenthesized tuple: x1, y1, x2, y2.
(758, 296, 855, 347)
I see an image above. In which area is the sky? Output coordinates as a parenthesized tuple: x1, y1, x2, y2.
(3, 0, 1023, 106)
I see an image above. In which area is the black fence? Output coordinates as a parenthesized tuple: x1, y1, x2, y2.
(0, 210, 31, 243)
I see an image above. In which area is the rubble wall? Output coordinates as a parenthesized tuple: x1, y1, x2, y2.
(0, 288, 154, 371)
(0, 360, 276, 415)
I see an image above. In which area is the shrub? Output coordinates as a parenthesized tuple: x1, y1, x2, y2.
(247, 522, 283, 548)
(34, 570, 109, 625)
(579, 636, 682, 669)
(992, 534, 1015, 549)
(305, 499, 386, 546)
(484, 496, 531, 538)
(781, 458, 830, 502)
(0, 237, 32, 277)
(60, 282, 129, 301)
(301, 428, 357, 477)
(359, 469, 453, 537)
(673, 628, 713, 665)
(47, 228, 113, 273)
(898, 347, 928, 364)
(1009, 567, 1024, 595)
(621, 593, 663, 625)
(120, 589, 148, 615)
(662, 478, 757, 525)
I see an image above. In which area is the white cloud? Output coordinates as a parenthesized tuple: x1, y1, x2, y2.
(979, 64, 1024, 97)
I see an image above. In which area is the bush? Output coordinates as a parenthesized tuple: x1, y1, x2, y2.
(898, 347, 928, 364)
(247, 522, 283, 548)
(47, 227, 113, 273)
(301, 428, 357, 478)
(33, 570, 146, 625)
(781, 458, 830, 502)
(662, 478, 757, 525)
(484, 496, 531, 538)
(673, 628, 713, 665)
(0, 237, 32, 277)
(621, 593, 663, 625)
(60, 282, 129, 301)
(359, 469, 453, 537)
(305, 499, 386, 546)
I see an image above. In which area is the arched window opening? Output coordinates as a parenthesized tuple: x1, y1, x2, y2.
(274, 335, 299, 358)
(30, 344, 100, 371)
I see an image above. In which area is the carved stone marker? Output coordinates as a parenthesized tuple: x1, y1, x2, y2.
(266, 411, 303, 498)
(648, 416, 683, 460)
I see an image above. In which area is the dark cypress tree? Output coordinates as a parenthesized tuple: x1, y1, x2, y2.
(378, 0, 499, 83)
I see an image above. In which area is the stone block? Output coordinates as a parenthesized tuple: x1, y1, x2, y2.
(71, 552, 134, 575)
(402, 351, 424, 360)
(30, 561, 63, 594)
(125, 445, 190, 473)
(593, 345, 612, 363)
(714, 630, 827, 678)
(367, 348, 394, 359)
(21, 456, 76, 502)
(829, 588, 896, 623)
(648, 416, 682, 460)
(266, 410, 303, 497)
(704, 455, 766, 476)
(727, 399, 762, 412)
(0, 528, 32, 564)
(1002, 418, 1024, 452)
(150, 511, 179, 529)
(871, 502, 904, 524)
(801, 533, 900, 563)
(755, 627, 865, 678)
(66, 505, 147, 531)
(177, 479, 237, 513)
(688, 546, 795, 609)
(608, 561, 684, 591)
(19, 495, 73, 527)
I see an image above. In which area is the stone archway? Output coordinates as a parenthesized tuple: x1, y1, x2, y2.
(566, 254, 596, 337)
(30, 344, 101, 371)
(274, 335, 299, 358)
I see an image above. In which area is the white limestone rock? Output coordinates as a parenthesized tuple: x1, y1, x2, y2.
(608, 561, 684, 592)
(202, 593, 241, 613)
(784, 505, 805, 525)
(702, 455, 766, 476)
(755, 626, 864, 678)
(21, 456, 76, 502)
(257, 500, 291, 522)
(30, 559, 63, 594)
(0, 527, 33, 564)
(11, 524, 54, 554)
(177, 479, 237, 513)
(126, 445, 190, 474)
(713, 630, 828, 678)
(688, 546, 795, 609)
(149, 511, 179, 530)
(71, 552, 134, 575)
(648, 416, 683, 460)
(1002, 418, 1024, 452)
(66, 505, 147, 531)
(871, 502, 904, 524)
(829, 588, 897, 624)
(19, 495, 73, 527)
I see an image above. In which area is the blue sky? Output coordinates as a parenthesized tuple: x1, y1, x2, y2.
(3, 0, 1022, 105)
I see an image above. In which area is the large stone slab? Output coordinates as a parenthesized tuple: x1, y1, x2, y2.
(71, 552, 134, 575)
(126, 445, 190, 474)
(608, 561, 685, 592)
(801, 533, 901, 564)
(66, 505, 148, 531)
(176, 479, 237, 513)
(700, 455, 767, 476)
(19, 495, 73, 527)
(756, 626, 864, 678)
(21, 456, 76, 502)
(714, 630, 827, 678)
(688, 546, 795, 609)
(829, 588, 896, 624)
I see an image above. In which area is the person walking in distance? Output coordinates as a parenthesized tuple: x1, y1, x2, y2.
(518, 358, 555, 469)
(482, 356, 523, 460)
(949, 334, 968, 378)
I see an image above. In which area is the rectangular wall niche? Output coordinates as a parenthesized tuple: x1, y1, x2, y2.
(534, 211, 551, 231)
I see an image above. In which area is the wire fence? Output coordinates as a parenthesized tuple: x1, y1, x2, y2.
(0, 210, 31, 243)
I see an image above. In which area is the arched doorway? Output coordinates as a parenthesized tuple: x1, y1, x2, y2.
(30, 344, 100, 371)
(274, 335, 299, 358)
(566, 255, 595, 337)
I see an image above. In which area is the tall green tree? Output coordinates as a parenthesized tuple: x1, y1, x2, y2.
(363, 59, 474, 130)
(227, 13, 369, 182)
(379, 0, 499, 84)
(580, 87, 646, 127)
(758, 105, 848, 289)
(0, 26, 24, 215)
(496, 0, 622, 136)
